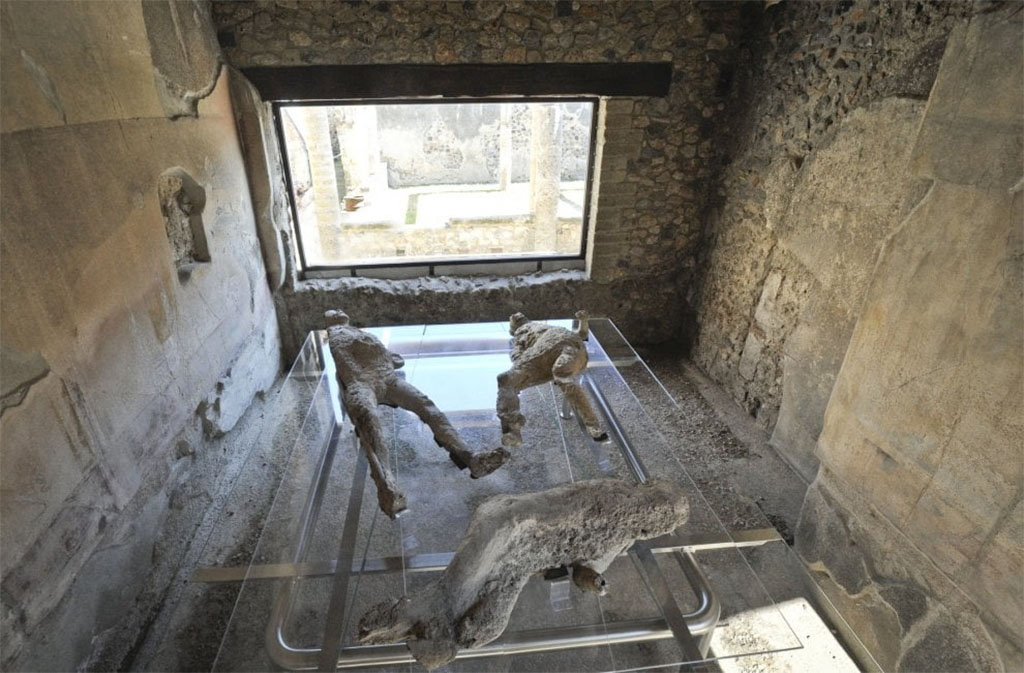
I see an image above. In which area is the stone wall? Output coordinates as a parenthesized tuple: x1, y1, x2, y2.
(691, 0, 975, 472)
(798, 11, 1023, 670)
(692, 1, 1022, 669)
(212, 0, 749, 353)
(0, 2, 280, 669)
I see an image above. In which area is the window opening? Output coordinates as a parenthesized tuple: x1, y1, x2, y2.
(275, 99, 596, 273)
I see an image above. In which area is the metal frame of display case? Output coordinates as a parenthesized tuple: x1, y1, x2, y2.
(199, 322, 794, 672)
(256, 333, 790, 671)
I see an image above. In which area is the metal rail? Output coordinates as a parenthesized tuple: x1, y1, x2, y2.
(193, 528, 782, 583)
(581, 373, 719, 663)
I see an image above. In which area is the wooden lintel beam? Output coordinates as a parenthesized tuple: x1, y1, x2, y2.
(241, 63, 672, 101)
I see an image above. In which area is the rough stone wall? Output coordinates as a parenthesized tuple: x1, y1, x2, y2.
(798, 10, 1023, 670)
(690, 1, 1022, 669)
(282, 269, 684, 349)
(212, 0, 749, 352)
(0, 2, 280, 669)
(691, 0, 975, 464)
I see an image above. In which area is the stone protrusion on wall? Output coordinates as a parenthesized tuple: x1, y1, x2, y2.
(158, 167, 211, 277)
(196, 318, 280, 439)
(141, 0, 222, 119)
(226, 67, 291, 291)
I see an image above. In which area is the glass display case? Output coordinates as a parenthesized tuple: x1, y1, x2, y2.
(209, 319, 805, 671)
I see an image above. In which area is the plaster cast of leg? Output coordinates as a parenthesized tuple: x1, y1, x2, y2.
(326, 310, 509, 518)
(496, 310, 607, 447)
(357, 478, 689, 670)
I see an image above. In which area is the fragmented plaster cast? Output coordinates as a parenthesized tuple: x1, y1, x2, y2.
(326, 311, 509, 518)
(497, 310, 607, 447)
(358, 478, 689, 669)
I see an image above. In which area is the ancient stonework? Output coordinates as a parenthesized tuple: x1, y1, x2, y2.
(497, 310, 606, 447)
(325, 310, 508, 517)
(690, 3, 1023, 670)
(692, 0, 974, 432)
(211, 0, 748, 351)
(357, 478, 689, 670)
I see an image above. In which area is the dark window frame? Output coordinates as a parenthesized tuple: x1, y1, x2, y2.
(273, 97, 601, 277)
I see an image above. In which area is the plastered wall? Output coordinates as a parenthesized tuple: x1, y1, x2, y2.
(692, 0, 975, 450)
(0, 2, 280, 669)
(693, 1, 1023, 669)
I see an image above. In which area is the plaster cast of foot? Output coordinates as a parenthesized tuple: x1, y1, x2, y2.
(326, 310, 509, 518)
(496, 310, 607, 447)
(357, 478, 689, 670)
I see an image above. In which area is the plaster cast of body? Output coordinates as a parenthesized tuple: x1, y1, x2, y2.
(326, 310, 509, 518)
(496, 310, 607, 447)
(357, 478, 690, 670)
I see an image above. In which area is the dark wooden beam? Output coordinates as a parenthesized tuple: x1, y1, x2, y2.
(241, 63, 672, 101)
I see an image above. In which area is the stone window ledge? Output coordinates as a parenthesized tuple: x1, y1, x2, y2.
(294, 268, 589, 298)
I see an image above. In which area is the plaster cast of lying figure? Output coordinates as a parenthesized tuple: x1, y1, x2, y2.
(326, 310, 509, 518)
(357, 478, 689, 670)
(496, 310, 607, 447)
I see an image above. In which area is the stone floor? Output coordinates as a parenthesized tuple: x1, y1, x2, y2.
(131, 342, 865, 673)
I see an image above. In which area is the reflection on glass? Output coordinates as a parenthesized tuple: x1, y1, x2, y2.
(279, 101, 594, 267)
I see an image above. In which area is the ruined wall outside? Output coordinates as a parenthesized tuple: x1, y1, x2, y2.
(322, 218, 582, 262)
(0, 2, 280, 669)
(691, 0, 975, 472)
(212, 0, 750, 352)
(372, 102, 593, 186)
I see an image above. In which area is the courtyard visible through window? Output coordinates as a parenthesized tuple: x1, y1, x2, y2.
(277, 100, 595, 270)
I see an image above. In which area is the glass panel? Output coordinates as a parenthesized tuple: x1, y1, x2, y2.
(278, 101, 593, 268)
(213, 320, 806, 672)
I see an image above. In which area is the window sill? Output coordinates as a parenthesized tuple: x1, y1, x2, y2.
(302, 257, 586, 281)
(294, 267, 589, 294)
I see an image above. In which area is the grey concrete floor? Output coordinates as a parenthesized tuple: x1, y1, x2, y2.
(132, 345, 861, 673)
